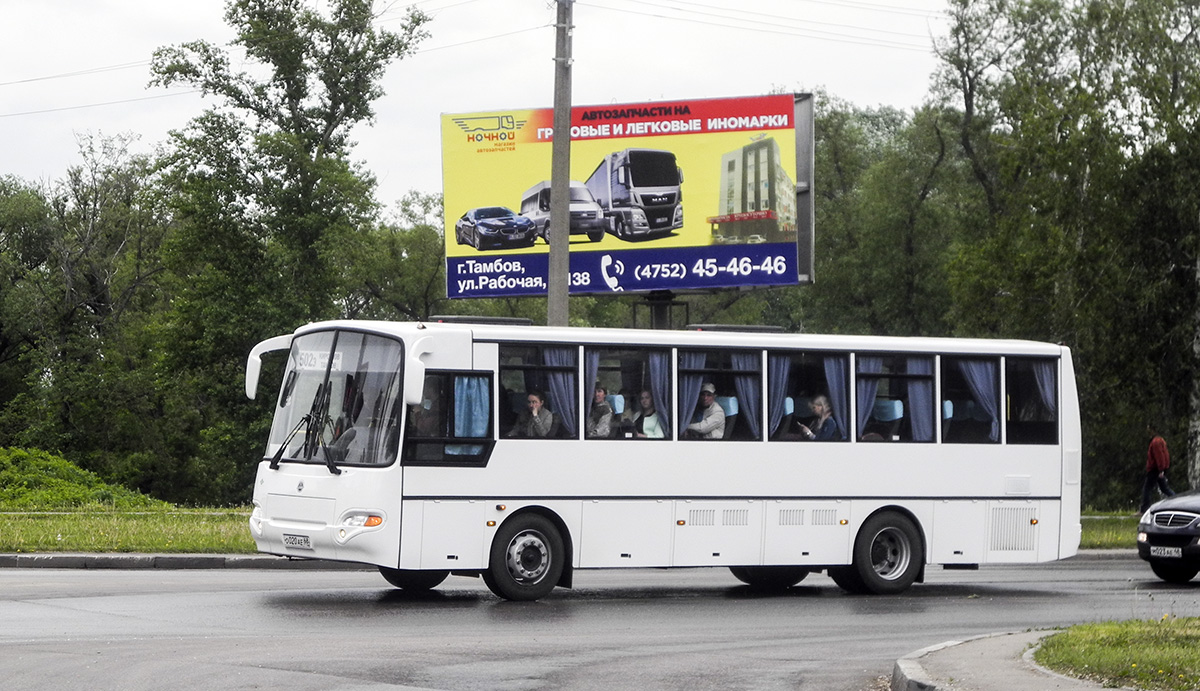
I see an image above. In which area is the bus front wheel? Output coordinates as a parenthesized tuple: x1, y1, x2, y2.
(834, 511, 923, 595)
(378, 567, 448, 591)
(483, 514, 564, 601)
(729, 566, 809, 590)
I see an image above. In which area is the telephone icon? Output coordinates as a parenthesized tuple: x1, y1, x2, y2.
(600, 255, 624, 292)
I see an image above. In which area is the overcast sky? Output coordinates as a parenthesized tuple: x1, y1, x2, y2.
(1, 0, 951, 208)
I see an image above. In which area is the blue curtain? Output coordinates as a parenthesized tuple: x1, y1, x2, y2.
(649, 350, 672, 435)
(855, 356, 883, 437)
(448, 375, 489, 455)
(957, 359, 1000, 441)
(1032, 359, 1057, 416)
(823, 355, 849, 440)
(906, 357, 934, 442)
(732, 352, 762, 439)
(677, 351, 706, 436)
(767, 354, 791, 437)
(543, 347, 577, 438)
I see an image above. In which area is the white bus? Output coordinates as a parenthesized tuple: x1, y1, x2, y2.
(244, 319, 1081, 601)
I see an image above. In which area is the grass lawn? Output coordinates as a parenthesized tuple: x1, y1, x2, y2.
(1036, 619, 1200, 691)
(0, 508, 255, 553)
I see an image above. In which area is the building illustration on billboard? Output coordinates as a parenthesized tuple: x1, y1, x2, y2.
(709, 138, 797, 245)
(441, 93, 814, 298)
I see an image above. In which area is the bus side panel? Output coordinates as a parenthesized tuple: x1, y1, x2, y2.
(413, 500, 489, 570)
(672, 501, 765, 566)
(579, 501, 673, 567)
(930, 501, 986, 564)
(761, 500, 852, 565)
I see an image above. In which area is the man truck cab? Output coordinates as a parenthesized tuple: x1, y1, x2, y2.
(585, 149, 684, 240)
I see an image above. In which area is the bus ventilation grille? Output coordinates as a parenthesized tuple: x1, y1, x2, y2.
(990, 506, 1037, 551)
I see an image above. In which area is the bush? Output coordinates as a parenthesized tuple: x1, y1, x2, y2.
(0, 447, 169, 510)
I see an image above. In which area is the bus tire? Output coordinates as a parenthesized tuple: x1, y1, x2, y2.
(483, 514, 564, 601)
(846, 511, 923, 595)
(729, 566, 809, 590)
(378, 567, 448, 591)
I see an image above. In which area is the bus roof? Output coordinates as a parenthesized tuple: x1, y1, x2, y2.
(289, 320, 1067, 358)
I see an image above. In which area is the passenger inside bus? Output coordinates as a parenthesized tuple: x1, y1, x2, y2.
(586, 386, 613, 438)
(507, 390, 561, 438)
(633, 390, 665, 439)
(795, 394, 842, 441)
(685, 382, 726, 439)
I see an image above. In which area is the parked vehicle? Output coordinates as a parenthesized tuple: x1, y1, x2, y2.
(455, 207, 537, 250)
(519, 180, 606, 243)
(1138, 491, 1200, 583)
(585, 148, 683, 240)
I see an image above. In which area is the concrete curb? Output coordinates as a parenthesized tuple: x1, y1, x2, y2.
(0, 553, 370, 570)
(891, 636, 976, 691)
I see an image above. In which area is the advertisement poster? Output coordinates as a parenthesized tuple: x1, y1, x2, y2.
(442, 93, 812, 299)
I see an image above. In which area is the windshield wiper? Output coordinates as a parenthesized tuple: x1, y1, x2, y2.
(269, 414, 310, 470)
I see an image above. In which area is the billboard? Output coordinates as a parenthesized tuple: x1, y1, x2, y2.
(442, 93, 813, 299)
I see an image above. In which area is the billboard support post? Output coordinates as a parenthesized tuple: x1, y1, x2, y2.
(547, 0, 573, 327)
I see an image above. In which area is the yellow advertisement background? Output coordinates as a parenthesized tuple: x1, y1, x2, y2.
(441, 108, 797, 259)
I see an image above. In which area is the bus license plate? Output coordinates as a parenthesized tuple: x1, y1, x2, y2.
(1150, 546, 1182, 558)
(282, 534, 312, 550)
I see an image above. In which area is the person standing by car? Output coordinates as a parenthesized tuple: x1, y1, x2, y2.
(1141, 423, 1177, 512)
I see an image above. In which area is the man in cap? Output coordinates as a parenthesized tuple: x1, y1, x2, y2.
(686, 382, 726, 439)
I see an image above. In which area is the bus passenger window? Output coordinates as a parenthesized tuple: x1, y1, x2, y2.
(767, 351, 849, 442)
(402, 372, 494, 466)
(1006, 358, 1058, 444)
(499, 345, 577, 439)
(678, 349, 763, 441)
(941, 357, 1000, 443)
(585, 346, 672, 439)
(856, 355, 935, 442)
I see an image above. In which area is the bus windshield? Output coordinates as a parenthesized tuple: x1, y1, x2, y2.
(267, 330, 404, 467)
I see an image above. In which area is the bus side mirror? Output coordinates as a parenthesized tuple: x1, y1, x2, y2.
(245, 334, 293, 399)
(405, 336, 433, 406)
(677, 167, 684, 183)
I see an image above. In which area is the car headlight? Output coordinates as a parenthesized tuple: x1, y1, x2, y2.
(1139, 509, 1153, 526)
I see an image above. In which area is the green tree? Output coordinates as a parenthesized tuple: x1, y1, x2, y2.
(0, 136, 174, 492)
(934, 0, 1200, 505)
(146, 0, 430, 503)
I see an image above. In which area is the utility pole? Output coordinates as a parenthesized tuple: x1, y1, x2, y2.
(547, 0, 573, 326)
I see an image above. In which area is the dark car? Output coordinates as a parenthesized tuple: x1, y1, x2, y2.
(454, 207, 536, 250)
(1137, 490, 1200, 584)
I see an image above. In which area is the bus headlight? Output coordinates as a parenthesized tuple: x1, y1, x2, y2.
(342, 514, 384, 528)
(336, 510, 385, 544)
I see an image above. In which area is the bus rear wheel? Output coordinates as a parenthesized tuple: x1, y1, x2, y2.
(835, 511, 923, 595)
(729, 566, 809, 590)
(378, 567, 448, 591)
(483, 514, 564, 601)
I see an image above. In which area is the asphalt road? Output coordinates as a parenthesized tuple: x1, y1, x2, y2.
(2, 553, 1195, 690)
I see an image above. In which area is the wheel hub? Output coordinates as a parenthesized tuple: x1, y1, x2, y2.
(870, 527, 911, 581)
(506, 531, 548, 582)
